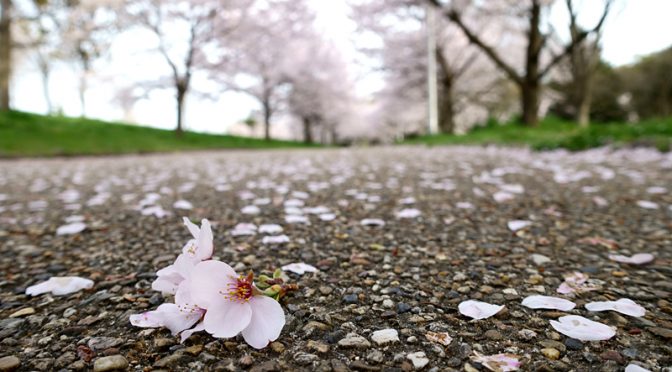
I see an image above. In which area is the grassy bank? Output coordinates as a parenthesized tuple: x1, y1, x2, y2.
(0, 111, 314, 157)
(403, 117, 672, 151)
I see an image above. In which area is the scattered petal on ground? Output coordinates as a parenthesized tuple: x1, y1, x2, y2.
(281, 263, 317, 275)
(26, 277, 94, 296)
(608, 253, 655, 265)
(585, 298, 646, 317)
(56, 222, 87, 235)
(507, 220, 531, 232)
(521, 295, 576, 311)
(549, 315, 616, 341)
(458, 300, 504, 320)
(471, 352, 521, 371)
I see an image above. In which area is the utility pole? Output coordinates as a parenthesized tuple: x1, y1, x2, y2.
(425, 2, 439, 135)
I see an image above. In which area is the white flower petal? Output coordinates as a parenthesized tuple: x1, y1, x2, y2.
(549, 315, 615, 341)
(241, 296, 285, 349)
(458, 300, 504, 320)
(56, 222, 87, 235)
(26, 276, 94, 296)
(521, 295, 576, 311)
(608, 253, 654, 265)
(507, 220, 531, 232)
(282, 263, 318, 275)
(585, 298, 646, 317)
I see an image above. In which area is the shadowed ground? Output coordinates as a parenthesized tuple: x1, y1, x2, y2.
(0, 146, 671, 371)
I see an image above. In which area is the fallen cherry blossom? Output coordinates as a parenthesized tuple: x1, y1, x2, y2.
(585, 298, 646, 317)
(26, 276, 94, 296)
(281, 263, 318, 275)
(258, 224, 283, 234)
(241, 205, 261, 215)
(507, 220, 531, 232)
(361, 218, 385, 227)
(471, 351, 521, 371)
(173, 200, 193, 210)
(625, 364, 652, 372)
(262, 235, 290, 244)
(557, 272, 601, 295)
(608, 253, 654, 265)
(521, 295, 576, 311)
(56, 222, 87, 235)
(425, 331, 452, 346)
(578, 236, 619, 250)
(231, 223, 257, 236)
(549, 315, 616, 341)
(458, 300, 504, 320)
(189, 260, 285, 349)
(636, 200, 659, 209)
(396, 208, 421, 218)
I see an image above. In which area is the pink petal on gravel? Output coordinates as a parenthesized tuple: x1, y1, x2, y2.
(458, 300, 504, 320)
(549, 315, 616, 341)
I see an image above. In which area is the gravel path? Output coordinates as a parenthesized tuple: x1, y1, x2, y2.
(1, 146, 671, 372)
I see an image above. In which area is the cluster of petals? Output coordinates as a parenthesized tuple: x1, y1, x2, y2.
(130, 217, 285, 349)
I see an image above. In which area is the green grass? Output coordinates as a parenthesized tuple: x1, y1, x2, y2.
(403, 117, 672, 152)
(0, 111, 316, 157)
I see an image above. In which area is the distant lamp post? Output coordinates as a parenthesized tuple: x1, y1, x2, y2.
(425, 3, 439, 135)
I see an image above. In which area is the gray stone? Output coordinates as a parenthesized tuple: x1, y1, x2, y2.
(93, 355, 128, 372)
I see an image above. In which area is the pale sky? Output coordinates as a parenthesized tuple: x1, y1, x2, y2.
(12, 1, 672, 137)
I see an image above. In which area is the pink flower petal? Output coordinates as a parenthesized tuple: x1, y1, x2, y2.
(458, 300, 504, 320)
(180, 321, 206, 343)
(196, 219, 213, 260)
(472, 351, 521, 371)
(189, 260, 237, 309)
(203, 299, 252, 338)
(154, 303, 202, 335)
(585, 298, 646, 317)
(549, 315, 615, 341)
(521, 295, 576, 311)
(608, 253, 654, 265)
(26, 276, 94, 296)
(241, 296, 285, 349)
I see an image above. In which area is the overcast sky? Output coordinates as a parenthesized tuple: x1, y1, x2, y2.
(13, 1, 672, 136)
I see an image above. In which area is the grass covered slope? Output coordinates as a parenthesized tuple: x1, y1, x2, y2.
(404, 117, 672, 151)
(0, 111, 314, 157)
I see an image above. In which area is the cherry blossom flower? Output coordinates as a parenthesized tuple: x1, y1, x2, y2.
(471, 352, 521, 371)
(549, 315, 615, 341)
(152, 218, 212, 294)
(458, 300, 504, 320)
(521, 295, 576, 311)
(608, 253, 654, 265)
(585, 298, 646, 317)
(26, 276, 94, 296)
(189, 260, 285, 349)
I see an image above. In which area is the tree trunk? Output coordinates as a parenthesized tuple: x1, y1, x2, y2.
(302, 117, 312, 144)
(262, 101, 271, 141)
(438, 75, 455, 134)
(176, 87, 185, 137)
(521, 0, 543, 126)
(0, 0, 11, 112)
(521, 81, 540, 126)
(38, 60, 52, 114)
(576, 75, 592, 127)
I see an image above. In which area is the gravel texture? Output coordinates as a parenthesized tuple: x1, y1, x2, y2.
(0, 146, 671, 371)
